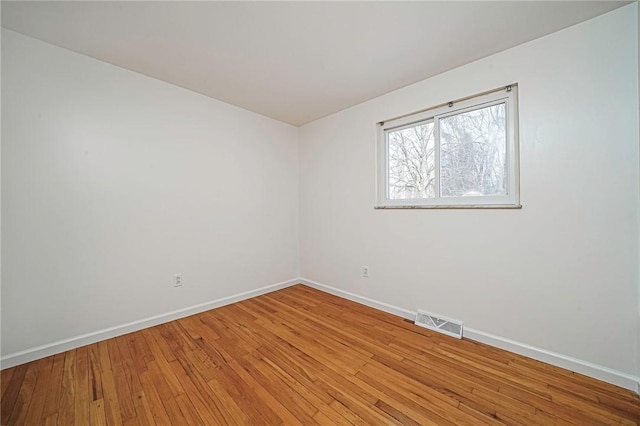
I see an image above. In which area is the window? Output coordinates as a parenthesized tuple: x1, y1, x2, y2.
(376, 85, 520, 208)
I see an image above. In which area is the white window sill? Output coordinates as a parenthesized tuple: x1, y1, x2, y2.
(374, 204, 522, 210)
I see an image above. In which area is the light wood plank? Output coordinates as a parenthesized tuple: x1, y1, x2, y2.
(73, 346, 91, 426)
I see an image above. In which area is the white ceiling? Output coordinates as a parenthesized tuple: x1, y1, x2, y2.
(1, 1, 631, 126)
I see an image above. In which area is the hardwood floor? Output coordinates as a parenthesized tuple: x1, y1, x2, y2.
(2, 285, 639, 425)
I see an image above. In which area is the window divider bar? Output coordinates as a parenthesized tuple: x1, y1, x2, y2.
(434, 117, 441, 199)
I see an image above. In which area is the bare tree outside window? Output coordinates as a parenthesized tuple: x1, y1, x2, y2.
(440, 103, 506, 197)
(377, 86, 518, 208)
(387, 103, 505, 200)
(387, 122, 435, 199)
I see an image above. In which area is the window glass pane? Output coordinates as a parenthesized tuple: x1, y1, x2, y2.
(387, 122, 435, 199)
(439, 103, 506, 197)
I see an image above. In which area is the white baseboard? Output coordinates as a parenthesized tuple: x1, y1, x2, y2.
(301, 278, 416, 320)
(461, 328, 640, 392)
(300, 277, 640, 394)
(4, 276, 639, 394)
(0, 278, 299, 370)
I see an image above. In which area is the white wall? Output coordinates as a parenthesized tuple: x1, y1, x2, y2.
(2, 4, 639, 389)
(1, 29, 299, 358)
(636, 1, 640, 385)
(300, 4, 640, 379)
(637, 0, 640, 386)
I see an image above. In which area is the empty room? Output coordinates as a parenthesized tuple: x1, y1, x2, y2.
(1, 1, 640, 424)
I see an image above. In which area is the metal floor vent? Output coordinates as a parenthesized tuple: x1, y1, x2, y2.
(415, 310, 463, 339)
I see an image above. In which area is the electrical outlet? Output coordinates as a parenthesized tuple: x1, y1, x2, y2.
(362, 266, 369, 278)
(173, 273, 182, 287)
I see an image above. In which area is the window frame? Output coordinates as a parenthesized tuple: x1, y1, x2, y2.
(376, 85, 521, 209)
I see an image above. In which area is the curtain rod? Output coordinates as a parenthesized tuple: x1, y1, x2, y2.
(378, 83, 516, 126)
